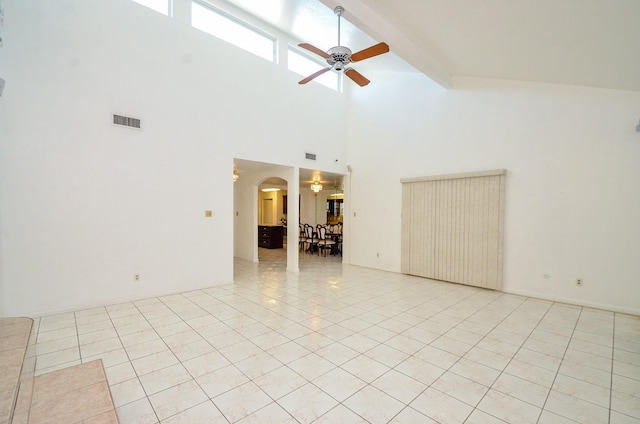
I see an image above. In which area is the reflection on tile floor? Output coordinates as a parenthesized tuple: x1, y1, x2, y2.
(29, 248, 640, 423)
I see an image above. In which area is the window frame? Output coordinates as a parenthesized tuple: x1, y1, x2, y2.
(191, 0, 277, 63)
(131, 0, 172, 16)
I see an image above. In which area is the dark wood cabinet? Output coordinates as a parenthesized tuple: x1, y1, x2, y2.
(258, 225, 283, 249)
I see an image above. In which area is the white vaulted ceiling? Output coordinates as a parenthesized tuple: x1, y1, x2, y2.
(223, 0, 640, 91)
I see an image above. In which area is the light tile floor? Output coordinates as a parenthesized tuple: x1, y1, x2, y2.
(29, 248, 640, 423)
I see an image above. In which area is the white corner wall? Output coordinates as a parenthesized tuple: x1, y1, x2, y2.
(2, 0, 637, 317)
(346, 72, 640, 315)
(0, 0, 347, 316)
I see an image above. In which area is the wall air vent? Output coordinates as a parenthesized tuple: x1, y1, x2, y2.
(113, 114, 141, 129)
(305, 152, 317, 160)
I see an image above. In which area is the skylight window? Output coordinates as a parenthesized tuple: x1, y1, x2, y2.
(191, 1, 276, 62)
(288, 48, 340, 91)
(131, 0, 170, 15)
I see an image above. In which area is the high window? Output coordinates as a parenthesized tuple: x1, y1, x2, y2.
(288, 47, 340, 91)
(131, 0, 170, 15)
(191, 1, 276, 62)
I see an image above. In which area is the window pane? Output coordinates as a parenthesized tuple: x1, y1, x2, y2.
(288, 48, 339, 91)
(131, 0, 169, 15)
(192, 2, 275, 62)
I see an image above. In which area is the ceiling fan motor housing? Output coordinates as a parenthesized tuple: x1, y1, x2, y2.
(327, 46, 352, 71)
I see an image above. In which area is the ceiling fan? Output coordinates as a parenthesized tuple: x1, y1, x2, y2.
(298, 6, 389, 87)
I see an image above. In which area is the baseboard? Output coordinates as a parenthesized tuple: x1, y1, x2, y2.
(503, 288, 640, 316)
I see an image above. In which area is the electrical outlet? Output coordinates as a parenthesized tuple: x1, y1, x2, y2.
(134, 273, 140, 281)
(576, 278, 583, 286)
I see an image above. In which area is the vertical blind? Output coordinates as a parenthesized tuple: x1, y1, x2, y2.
(401, 170, 506, 290)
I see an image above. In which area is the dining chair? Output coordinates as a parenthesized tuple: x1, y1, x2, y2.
(304, 224, 318, 254)
(317, 225, 336, 256)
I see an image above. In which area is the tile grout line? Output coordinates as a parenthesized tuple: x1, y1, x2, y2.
(347, 292, 534, 423)
(226, 259, 394, 422)
(608, 313, 616, 424)
(533, 306, 583, 424)
(141, 293, 230, 423)
(354, 287, 527, 421)
(155, 288, 300, 422)
(106, 303, 163, 424)
(74, 310, 83, 365)
(453, 296, 556, 423)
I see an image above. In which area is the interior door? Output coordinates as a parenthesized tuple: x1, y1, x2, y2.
(262, 198, 274, 225)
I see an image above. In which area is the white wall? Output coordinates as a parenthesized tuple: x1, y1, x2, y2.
(2, 0, 638, 317)
(0, 0, 347, 316)
(346, 72, 640, 314)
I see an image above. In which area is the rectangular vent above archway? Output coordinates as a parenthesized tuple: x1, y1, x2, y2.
(113, 114, 141, 129)
(305, 152, 316, 160)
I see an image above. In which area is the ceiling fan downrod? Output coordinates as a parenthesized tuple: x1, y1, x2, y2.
(334, 6, 344, 47)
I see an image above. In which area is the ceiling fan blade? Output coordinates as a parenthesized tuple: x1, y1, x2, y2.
(344, 68, 370, 87)
(299, 67, 331, 84)
(298, 43, 332, 59)
(350, 42, 390, 62)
